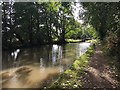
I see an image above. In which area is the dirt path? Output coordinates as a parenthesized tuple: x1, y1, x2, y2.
(81, 44, 120, 88)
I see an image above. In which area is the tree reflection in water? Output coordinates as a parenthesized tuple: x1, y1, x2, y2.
(2, 42, 91, 88)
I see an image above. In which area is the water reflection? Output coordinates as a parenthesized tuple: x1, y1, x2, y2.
(11, 49, 20, 60)
(2, 43, 91, 70)
(52, 45, 63, 65)
(2, 42, 91, 88)
(40, 58, 44, 69)
(76, 42, 91, 58)
(52, 45, 58, 65)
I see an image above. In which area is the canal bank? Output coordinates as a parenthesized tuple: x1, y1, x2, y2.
(49, 42, 120, 89)
(1, 42, 91, 88)
(49, 43, 95, 89)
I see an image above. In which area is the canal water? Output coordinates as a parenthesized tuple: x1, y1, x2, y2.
(1, 42, 90, 88)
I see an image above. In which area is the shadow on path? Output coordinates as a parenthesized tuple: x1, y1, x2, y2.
(82, 44, 120, 88)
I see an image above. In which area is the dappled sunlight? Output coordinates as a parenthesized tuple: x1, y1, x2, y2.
(2, 1, 120, 89)
(86, 66, 118, 86)
(101, 72, 118, 87)
(82, 44, 120, 88)
(87, 67, 100, 79)
(95, 50, 103, 54)
(83, 66, 115, 88)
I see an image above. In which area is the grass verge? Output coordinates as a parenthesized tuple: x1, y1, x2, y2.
(48, 44, 94, 89)
(66, 39, 82, 43)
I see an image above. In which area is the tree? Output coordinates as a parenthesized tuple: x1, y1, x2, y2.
(2, 2, 77, 49)
(81, 2, 120, 60)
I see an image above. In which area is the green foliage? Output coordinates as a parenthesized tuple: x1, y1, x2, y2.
(81, 3, 111, 40)
(50, 45, 94, 88)
(73, 46, 94, 71)
(66, 24, 97, 40)
(81, 2, 120, 61)
(65, 39, 81, 43)
(2, 2, 77, 49)
(2, 2, 98, 50)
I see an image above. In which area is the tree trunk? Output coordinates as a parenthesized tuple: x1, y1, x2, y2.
(58, 15, 66, 43)
(2, 2, 8, 48)
(29, 12, 33, 46)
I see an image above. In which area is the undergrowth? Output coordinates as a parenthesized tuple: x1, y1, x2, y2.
(48, 45, 94, 89)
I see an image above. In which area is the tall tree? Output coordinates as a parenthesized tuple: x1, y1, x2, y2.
(81, 2, 120, 60)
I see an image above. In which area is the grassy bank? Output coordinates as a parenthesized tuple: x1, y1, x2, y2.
(48, 44, 95, 89)
(66, 39, 82, 43)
